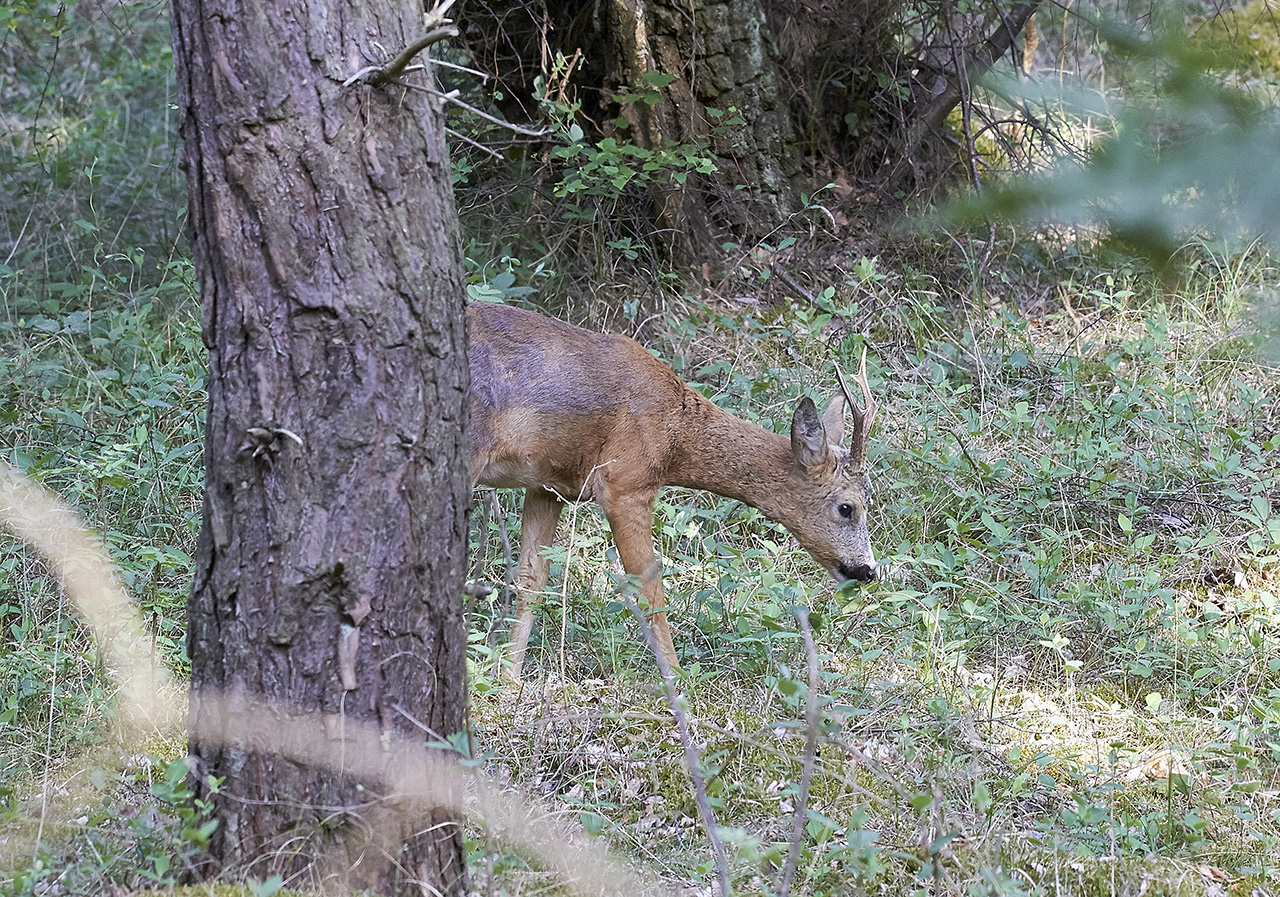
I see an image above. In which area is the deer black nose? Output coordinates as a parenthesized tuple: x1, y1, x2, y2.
(838, 563, 878, 583)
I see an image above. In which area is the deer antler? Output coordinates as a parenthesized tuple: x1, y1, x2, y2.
(834, 347, 877, 468)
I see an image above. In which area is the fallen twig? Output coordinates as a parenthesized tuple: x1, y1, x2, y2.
(779, 606, 822, 897)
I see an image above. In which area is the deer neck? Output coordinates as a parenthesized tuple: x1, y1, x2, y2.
(665, 392, 796, 523)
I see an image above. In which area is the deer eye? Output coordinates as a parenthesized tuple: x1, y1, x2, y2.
(838, 503, 854, 519)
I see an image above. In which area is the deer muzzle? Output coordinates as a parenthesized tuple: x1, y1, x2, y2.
(836, 562, 878, 583)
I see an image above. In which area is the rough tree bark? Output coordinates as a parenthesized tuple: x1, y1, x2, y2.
(463, 0, 802, 256)
(170, 0, 469, 890)
(617, 0, 803, 246)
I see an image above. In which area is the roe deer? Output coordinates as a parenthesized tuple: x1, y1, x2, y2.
(469, 302, 878, 680)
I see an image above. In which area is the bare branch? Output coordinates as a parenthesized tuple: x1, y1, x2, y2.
(779, 607, 822, 897)
(345, 0, 462, 87)
(427, 88, 551, 138)
(623, 593, 732, 896)
(353, 25, 458, 87)
(447, 127, 505, 160)
(904, 0, 1041, 160)
(772, 264, 818, 305)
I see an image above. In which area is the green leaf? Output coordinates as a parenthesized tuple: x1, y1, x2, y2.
(580, 811, 608, 835)
(980, 512, 1009, 542)
(638, 71, 678, 89)
(909, 792, 933, 812)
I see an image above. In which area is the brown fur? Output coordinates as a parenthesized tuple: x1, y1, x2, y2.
(469, 303, 877, 679)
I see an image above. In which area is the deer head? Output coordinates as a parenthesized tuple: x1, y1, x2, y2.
(786, 349, 879, 584)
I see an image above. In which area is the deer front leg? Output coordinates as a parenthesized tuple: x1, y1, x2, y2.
(604, 490, 678, 670)
(507, 488, 564, 682)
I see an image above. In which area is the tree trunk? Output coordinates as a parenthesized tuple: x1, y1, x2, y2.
(609, 0, 803, 249)
(170, 0, 470, 890)
(462, 0, 802, 257)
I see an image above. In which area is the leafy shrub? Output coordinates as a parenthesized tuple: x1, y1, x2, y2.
(0, 258, 203, 787)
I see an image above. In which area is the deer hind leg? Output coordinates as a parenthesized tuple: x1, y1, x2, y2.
(604, 490, 678, 670)
(507, 488, 564, 682)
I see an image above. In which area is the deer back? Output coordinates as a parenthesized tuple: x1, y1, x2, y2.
(468, 302, 685, 500)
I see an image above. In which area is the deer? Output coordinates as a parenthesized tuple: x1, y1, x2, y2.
(468, 302, 879, 681)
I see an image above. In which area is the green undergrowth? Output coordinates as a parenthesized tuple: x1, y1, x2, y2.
(465, 239, 1280, 894)
(1, 217, 1277, 894)
(1, 0, 201, 833)
(0, 261, 204, 788)
(0, 746, 216, 896)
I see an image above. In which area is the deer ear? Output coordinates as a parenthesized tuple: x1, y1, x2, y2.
(821, 395, 845, 447)
(791, 396, 830, 469)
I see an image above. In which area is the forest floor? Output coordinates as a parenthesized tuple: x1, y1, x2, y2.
(3, 228, 1279, 896)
